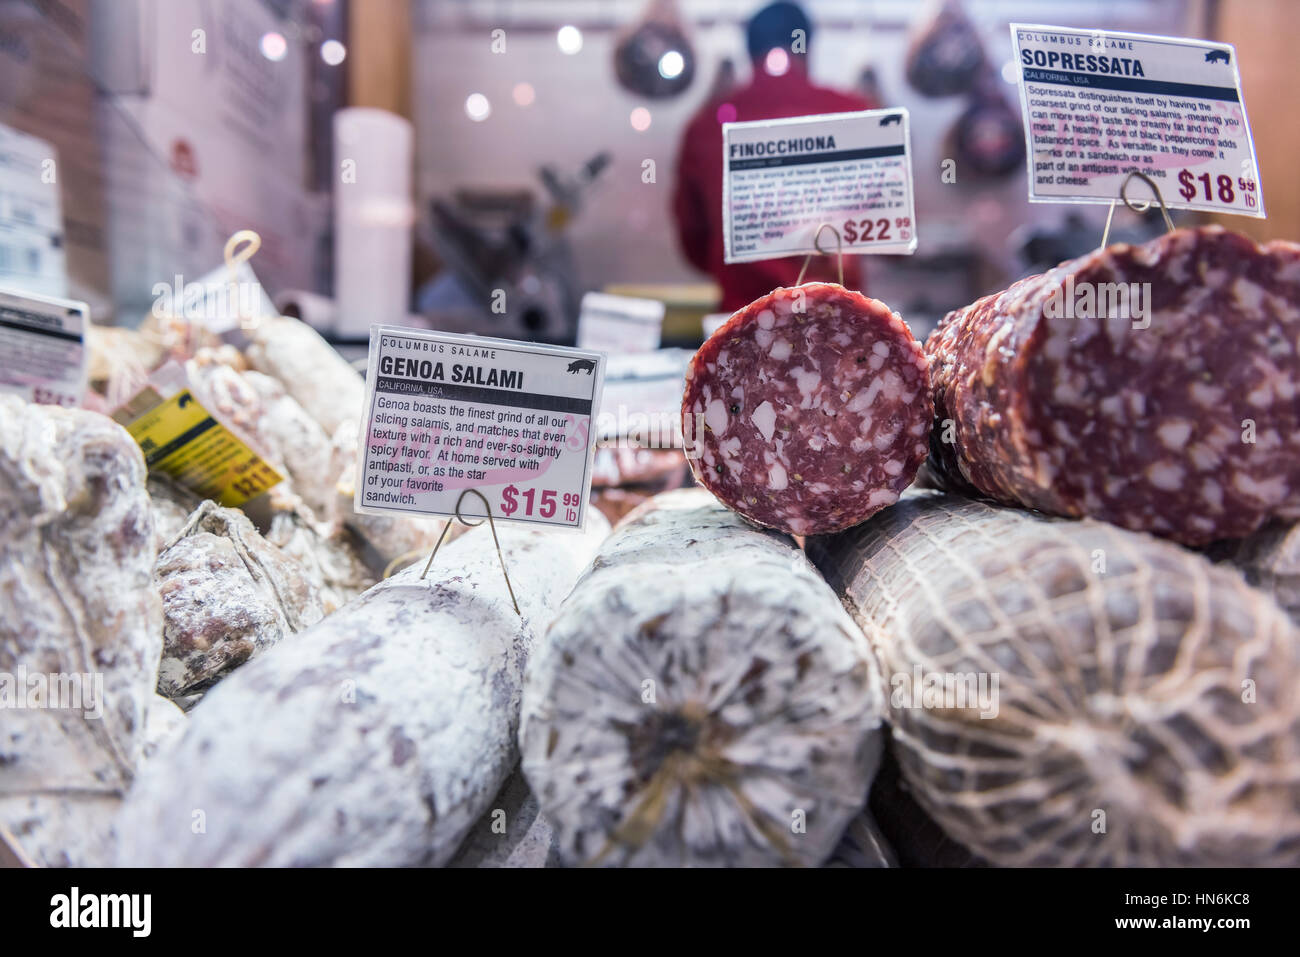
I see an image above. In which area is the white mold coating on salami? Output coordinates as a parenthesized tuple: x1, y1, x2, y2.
(683, 283, 931, 536)
(245, 315, 366, 437)
(926, 227, 1300, 545)
(115, 513, 609, 867)
(521, 488, 884, 867)
(154, 501, 325, 698)
(809, 490, 1300, 867)
(0, 396, 162, 866)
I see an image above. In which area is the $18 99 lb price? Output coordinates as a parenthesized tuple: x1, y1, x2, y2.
(500, 485, 583, 522)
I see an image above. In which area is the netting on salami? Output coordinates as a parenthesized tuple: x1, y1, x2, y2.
(682, 282, 932, 536)
(927, 226, 1300, 545)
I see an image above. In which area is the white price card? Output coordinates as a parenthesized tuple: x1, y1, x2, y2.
(723, 108, 917, 262)
(357, 326, 604, 530)
(577, 292, 665, 354)
(0, 285, 87, 408)
(0, 124, 67, 299)
(1009, 24, 1263, 217)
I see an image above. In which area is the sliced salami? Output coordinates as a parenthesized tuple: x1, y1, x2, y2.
(682, 283, 931, 536)
(927, 226, 1300, 545)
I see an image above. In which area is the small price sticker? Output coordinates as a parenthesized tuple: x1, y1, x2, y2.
(0, 286, 87, 408)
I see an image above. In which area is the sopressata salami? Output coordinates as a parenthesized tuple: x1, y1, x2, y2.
(520, 488, 885, 867)
(115, 513, 609, 867)
(682, 283, 931, 536)
(926, 226, 1300, 545)
(808, 490, 1300, 866)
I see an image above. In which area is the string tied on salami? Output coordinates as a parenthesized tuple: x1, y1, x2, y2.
(418, 488, 522, 617)
(1099, 169, 1176, 248)
(795, 222, 845, 286)
(223, 229, 263, 331)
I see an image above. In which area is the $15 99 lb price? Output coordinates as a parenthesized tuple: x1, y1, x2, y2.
(500, 485, 583, 522)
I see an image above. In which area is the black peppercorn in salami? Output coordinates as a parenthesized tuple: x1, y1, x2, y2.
(927, 226, 1300, 545)
(682, 283, 932, 536)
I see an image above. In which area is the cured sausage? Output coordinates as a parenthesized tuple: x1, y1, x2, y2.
(521, 488, 884, 866)
(154, 501, 325, 698)
(447, 771, 559, 868)
(1207, 520, 1300, 626)
(682, 283, 931, 536)
(115, 513, 610, 867)
(0, 396, 162, 867)
(808, 489, 1300, 866)
(245, 315, 366, 437)
(927, 227, 1300, 545)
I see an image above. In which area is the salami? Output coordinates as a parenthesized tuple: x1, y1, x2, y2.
(521, 488, 884, 867)
(245, 315, 366, 437)
(0, 397, 162, 867)
(115, 514, 610, 867)
(808, 490, 1300, 866)
(154, 501, 325, 698)
(448, 771, 559, 868)
(682, 283, 931, 536)
(927, 226, 1300, 545)
(1207, 521, 1300, 627)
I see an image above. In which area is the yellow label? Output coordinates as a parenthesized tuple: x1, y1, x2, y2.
(125, 390, 283, 506)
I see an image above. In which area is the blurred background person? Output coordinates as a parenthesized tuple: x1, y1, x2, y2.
(672, 1, 881, 312)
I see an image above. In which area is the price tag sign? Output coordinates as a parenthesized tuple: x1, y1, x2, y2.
(0, 286, 87, 408)
(1010, 24, 1264, 216)
(722, 108, 917, 262)
(357, 325, 604, 530)
(122, 387, 284, 507)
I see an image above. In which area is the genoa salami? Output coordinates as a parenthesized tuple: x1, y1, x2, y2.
(682, 283, 931, 536)
(521, 488, 884, 867)
(115, 513, 609, 867)
(808, 490, 1300, 866)
(927, 226, 1300, 545)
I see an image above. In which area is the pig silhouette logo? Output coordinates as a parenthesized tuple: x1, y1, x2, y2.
(879, 114, 902, 126)
(567, 358, 596, 375)
(1204, 49, 1230, 64)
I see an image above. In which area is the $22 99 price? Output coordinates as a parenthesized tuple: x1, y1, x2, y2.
(842, 216, 912, 244)
(500, 484, 582, 521)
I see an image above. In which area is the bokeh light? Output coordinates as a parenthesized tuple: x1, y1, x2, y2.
(260, 31, 287, 62)
(716, 102, 737, 124)
(320, 40, 346, 65)
(630, 107, 652, 132)
(465, 93, 491, 122)
(658, 50, 684, 79)
(557, 25, 583, 55)
(512, 82, 536, 107)
(764, 48, 789, 76)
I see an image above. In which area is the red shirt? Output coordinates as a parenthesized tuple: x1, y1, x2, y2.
(672, 64, 878, 313)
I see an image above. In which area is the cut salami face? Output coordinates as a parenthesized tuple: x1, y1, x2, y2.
(927, 227, 1300, 545)
(682, 283, 932, 536)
